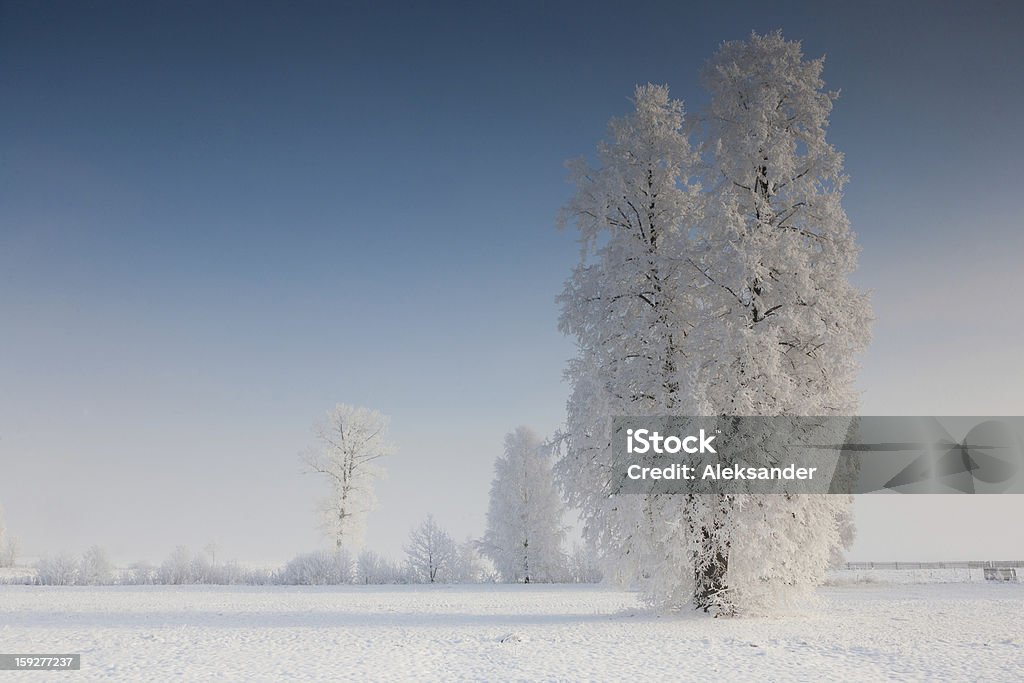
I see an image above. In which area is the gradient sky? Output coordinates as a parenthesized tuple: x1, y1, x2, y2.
(2, 0, 1023, 565)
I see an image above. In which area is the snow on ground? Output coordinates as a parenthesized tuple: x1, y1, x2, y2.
(0, 583, 1021, 681)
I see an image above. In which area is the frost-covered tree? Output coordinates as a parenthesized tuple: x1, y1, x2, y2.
(450, 537, 488, 584)
(565, 542, 603, 584)
(686, 31, 872, 613)
(404, 514, 456, 583)
(0, 536, 18, 568)
(204, 541, 220, 570)
(0, 506, 16, 568)
(278, 549, 353, 585)
(35, 553, 79, 586)
(159, 545, 197, 585)
(125, 560, 156, 585)
(78, 545, 114, 585)
(302, 404, 395, 549)
(829, 507, 856, 568)
(556, 83, 703, 603)
(357, 549, 413, 584)
(556, 36, 871, 614)
(481, 427, 567, 583)
(356, 549, 385, 584)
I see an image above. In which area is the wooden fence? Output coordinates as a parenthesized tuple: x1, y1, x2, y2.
(843, 560, 1024, 570)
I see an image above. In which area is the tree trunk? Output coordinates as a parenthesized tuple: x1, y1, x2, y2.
(694, 532, 729, 612)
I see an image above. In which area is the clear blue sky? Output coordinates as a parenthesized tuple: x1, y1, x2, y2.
(2, 0, 1023, 564)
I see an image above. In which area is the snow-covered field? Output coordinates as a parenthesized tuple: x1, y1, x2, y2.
(1, 582, 1021, 681)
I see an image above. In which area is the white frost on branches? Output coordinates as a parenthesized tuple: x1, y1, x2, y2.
(303, 404, 395, 550)
(481, 427, 567, 583)
(556, 81, 704, 608)
(556, 32, 872, 615)
(0, 505, 17, 568)
(404, 514, 458, 584)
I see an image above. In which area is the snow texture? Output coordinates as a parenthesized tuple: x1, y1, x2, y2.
(0, 582, 1020, 681)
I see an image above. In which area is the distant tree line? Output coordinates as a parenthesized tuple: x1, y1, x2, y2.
(2, 409, 604, 587)
(8, 536, 600, 587)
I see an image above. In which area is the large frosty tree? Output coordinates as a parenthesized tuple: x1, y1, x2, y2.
(556, 83, 703, 605)
(302, 404, 395, 549)
(690, 31, 872, 612)
(557, 34, 871, 614)
(481, 426, 567, 583)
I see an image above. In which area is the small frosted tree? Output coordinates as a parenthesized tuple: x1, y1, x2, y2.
(127, 561, 156, 585)
(404, 514, 456, 583)
(35, 553, 79, 586)
(279, 549, 353, 585)
(356, 549, 409, 584)
(450, 537, 488, 584)
(481, 427, 567, 583)
(303, 404, 395, 550)
(204, 541, 220, 570)
(159, 545, 197, 585)
(563, 542, 603, 583)
(356, 549, 384, 584)
(78, 545, 114, 585)
(0, 506, 16, 568)
(829, 508, 856, 568)
(0, 536, 18, 568)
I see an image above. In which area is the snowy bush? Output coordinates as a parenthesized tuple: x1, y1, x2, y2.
(159, 545, 200, 585)
(218, 561, 273, 585)
(0, 568, 34, 585)
(155, 545, 275, 585)
(121, 560, 157, 585)
(78, 545, 114, 585)
(448, 538, 489, 584)
(356, 550, 414, 584)
(564, 543, 603, 584)
(190, 552, 217, 584)
(35, 553, 79, 585)
(356, 549, 384, 584)
(277, 550, 354, 585)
